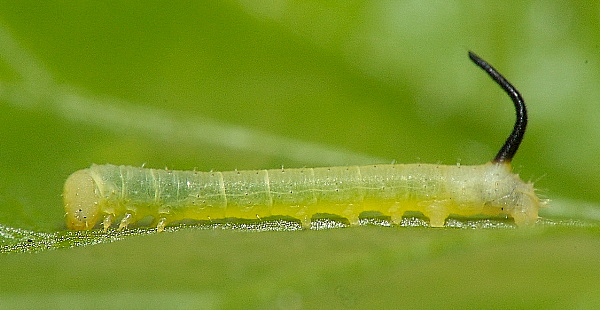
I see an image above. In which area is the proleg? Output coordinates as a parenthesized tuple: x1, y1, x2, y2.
(63, 52, 544, 231)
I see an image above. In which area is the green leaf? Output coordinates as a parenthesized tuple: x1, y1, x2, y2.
(1, 1, 599, 308)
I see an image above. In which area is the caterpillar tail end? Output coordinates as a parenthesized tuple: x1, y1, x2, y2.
(63, 169, 101, 230)
(511, 211, 539, 226)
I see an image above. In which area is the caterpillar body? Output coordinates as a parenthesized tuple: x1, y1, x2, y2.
(63, 52, 544, 231)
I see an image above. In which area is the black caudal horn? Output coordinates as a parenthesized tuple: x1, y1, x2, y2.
(468, 51, 527, 164)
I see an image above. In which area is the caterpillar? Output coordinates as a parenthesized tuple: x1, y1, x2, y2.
(63, 51, 543, 232)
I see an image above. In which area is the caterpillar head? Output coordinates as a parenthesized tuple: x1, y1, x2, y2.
(63, 169, 101, 230)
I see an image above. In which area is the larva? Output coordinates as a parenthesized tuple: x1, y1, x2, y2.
(63, 52, 543, 231)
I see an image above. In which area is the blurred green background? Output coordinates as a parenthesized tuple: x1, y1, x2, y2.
(1, 1, 599, 308)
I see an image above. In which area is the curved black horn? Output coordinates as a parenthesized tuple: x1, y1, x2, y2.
(468, 51, 527, 164)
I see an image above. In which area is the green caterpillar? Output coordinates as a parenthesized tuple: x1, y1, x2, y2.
(63, 52, 544, 231)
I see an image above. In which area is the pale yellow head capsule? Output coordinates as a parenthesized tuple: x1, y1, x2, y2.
(63, 169, 101, 230)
